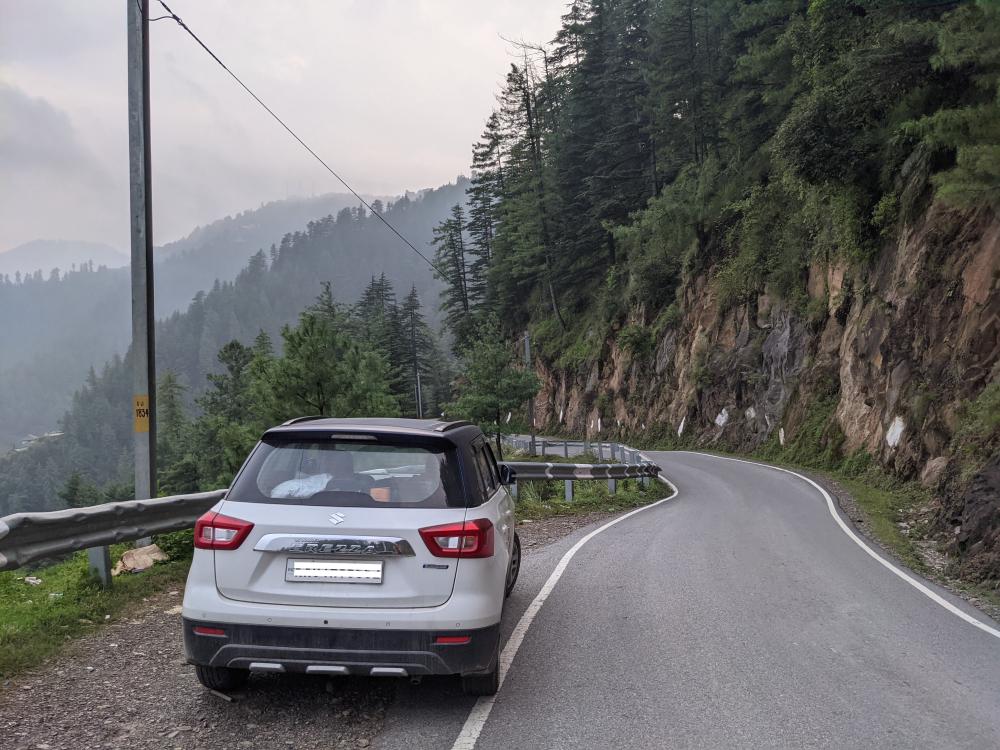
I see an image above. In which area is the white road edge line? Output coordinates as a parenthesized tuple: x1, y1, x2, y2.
(449, 470, 679, 750)
(675, 451, 1000, 641)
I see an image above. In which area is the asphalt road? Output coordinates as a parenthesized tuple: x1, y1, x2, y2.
(376, 450, 1000, 750)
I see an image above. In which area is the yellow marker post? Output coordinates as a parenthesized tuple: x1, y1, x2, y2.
(134, 395, 150, 433)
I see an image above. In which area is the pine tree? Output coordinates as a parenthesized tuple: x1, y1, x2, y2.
(157, 372, 200, 494)
(399, 286, 437, 417)
(433, 204, 475, 350)
(263, 311, 400, 419)
(910, 0, 1000, 207)
(57, 471, 104, 508)
(466, 112, 506, 311)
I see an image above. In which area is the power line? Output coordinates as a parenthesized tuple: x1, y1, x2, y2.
(151, 0, 448, 278)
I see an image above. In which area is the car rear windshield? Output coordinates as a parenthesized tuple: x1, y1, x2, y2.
(228, 435, 466, 508)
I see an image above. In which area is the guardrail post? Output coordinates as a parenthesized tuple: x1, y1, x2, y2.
(541, 439, 547, 455)
(608, 477, 617, 494)
(511, 480, 519, 500)
(583, 437, 590, 455)
(597, 441, 604, 461)
(87, 546, 112, 587)
(564, 479, 573, 502)
(564, 440, 569, 458)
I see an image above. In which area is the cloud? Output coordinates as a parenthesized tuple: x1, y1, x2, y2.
(0, 84, 112, 186)
(0, 84, 124, 251)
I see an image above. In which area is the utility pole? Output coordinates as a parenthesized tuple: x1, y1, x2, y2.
(128, 0, 157, 524)
(524, 333, 536, 455)
(88, 0, 156, 586)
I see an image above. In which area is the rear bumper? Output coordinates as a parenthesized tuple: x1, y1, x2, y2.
(183, 618, 500, 677)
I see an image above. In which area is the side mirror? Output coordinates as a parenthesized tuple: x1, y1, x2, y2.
(498, 464, 515, 485)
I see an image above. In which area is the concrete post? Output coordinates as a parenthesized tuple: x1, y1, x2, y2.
(87, 546, 112, 587)
(564, 480, 573, 502)
(128, 0, 157, 554)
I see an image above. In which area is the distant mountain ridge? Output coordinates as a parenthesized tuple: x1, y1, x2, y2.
(152, 192, 381, 315)
(0, 240, 127, 278)
(0, 182, 464, 447)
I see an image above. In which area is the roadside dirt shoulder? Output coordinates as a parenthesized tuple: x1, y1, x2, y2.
(0, 588, 389, 750)
(516, 511, 623, 550)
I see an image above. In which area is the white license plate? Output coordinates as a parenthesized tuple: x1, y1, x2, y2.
(285, 559, 383, 584)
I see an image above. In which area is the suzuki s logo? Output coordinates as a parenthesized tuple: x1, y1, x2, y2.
(329, 512, 346, 526)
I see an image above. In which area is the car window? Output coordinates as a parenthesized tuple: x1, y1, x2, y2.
(483, 444, 502, 486)
(473, 442, 496, 496)
(230, 437, 465, 508)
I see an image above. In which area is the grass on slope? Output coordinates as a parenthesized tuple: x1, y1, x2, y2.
(834, 474, 929, 573)
(0, 546, 190, 679)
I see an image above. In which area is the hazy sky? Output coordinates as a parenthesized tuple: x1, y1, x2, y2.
(0, 0, 565, 252)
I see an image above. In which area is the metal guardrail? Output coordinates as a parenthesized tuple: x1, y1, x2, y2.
(502, 435, 645, 463)
(0, 489, 225, 572)
(499, 435, 661, 502)
(503, 461, 660, 481)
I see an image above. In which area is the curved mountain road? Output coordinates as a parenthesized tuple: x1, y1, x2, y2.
(376, 450, 1000, 750)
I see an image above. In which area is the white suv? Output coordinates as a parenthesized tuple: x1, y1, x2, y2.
(182, 418, 519, 695)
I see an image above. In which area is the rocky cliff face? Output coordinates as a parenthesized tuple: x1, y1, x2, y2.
(532, 202, 1000, 581)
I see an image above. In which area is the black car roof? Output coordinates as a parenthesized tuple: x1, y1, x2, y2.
(263, 417, 482, 446)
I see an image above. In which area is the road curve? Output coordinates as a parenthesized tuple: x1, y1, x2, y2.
(376, 450, 1000, 750)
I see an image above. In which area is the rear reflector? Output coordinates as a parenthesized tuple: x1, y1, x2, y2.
(419, 519, 494, 558)
(194, 511, 254, 550)
(193, 626, 226, 637)
(434, 635, 471, 645)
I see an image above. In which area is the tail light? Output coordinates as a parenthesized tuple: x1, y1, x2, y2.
(194, 511, 254, 550)
(434, 635, 471, 645)
(419, 519, 494, 558)
(193, 626, 227, 637)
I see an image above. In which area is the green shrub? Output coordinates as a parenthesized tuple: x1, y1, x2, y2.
(618, 325, 655, 360)
(952, 382, 1000, 471)
(153, 528, 195, 561)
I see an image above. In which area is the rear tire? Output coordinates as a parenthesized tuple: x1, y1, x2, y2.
(461, 633, 500, 696)
(195, 664, 247, 692)
(504, 533, 521, 599)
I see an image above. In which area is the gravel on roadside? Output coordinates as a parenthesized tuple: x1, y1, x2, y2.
(0, 588, 390, 750)
(516, 511, 625, 550)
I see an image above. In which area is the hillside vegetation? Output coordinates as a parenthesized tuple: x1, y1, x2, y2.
(425, 0, 999, 583)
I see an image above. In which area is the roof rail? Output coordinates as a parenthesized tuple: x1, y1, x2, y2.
(431, 420, 473, 432)
(280, 415, 326, 426)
